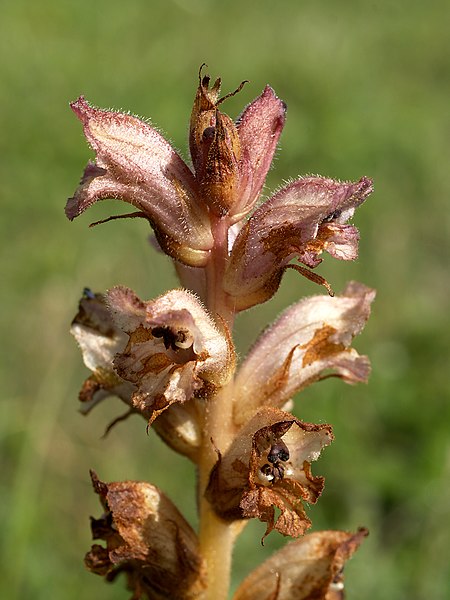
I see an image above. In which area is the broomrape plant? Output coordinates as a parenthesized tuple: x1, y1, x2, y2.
(67, 66, 375, 600)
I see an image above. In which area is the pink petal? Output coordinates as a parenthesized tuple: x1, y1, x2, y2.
(66, 97, 213, 267)
(233, 86, 287, 220)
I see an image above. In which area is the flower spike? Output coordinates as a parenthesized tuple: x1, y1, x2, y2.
(67, 70, 375, 600)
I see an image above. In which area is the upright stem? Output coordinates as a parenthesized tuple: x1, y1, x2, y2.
(198, 215, 237, 600)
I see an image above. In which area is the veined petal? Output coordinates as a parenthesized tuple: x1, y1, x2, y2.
(70, 289, 133, 413)
(107, 286, 235, 424)
(233, 528, 368, 600)
(224, 177, 373, 310)
(233, 86, 287, 220)
(86, 472, 207, 599)
(233, 282, 375, 426)
(66, 97, 213, 267)
(205, 407, 333, 540)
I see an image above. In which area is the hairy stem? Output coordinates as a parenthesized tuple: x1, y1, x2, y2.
(198, 387, 236, 600)
(198, 215, 237, 599)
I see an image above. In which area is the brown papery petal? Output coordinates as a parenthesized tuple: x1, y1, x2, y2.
(205, 407, 333, 539)
(87, 472, 207, 599)
(233, 528, 368, 600)
(70, 290, 135, 413)
(233, 282, 375, 426)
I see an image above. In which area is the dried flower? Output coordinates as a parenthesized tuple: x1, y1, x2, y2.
(233, 528, 368, 600)
(206, 407, 333, 540)
(71, 289, 207, 460)
(107, 286, 235, 424)
(86, 471, 207, 599)
(189, 67, 286, 219)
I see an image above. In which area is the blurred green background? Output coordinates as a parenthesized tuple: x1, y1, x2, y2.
(1, 0, 449, 598)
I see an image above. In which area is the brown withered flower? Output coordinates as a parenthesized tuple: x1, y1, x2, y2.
(70, 286, 234, 461)
(189, 66, 286, 220)
(206, 407, 333, 540)
(86, 471, 207, 599)
(233, 528, 368, 600)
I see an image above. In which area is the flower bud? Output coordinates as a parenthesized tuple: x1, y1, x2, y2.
(189, 69, 243, 216)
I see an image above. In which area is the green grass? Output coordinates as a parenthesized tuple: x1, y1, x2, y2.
(1, 0, 449, 598)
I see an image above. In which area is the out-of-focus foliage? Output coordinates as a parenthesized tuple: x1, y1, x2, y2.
(1, 1, 449, 598)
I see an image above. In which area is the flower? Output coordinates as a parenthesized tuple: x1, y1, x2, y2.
(107, 285, 235, 424)
(223, 176, 373, 310)
(70, 287, 234, 460)
(205, 407, 333, 540)
(86, 471, 207, 599)
(233, 528, 368, 600)
(233, 281, 376, 426)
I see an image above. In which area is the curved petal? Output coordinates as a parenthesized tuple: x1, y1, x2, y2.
(70, 289, 133, 413)
(233, 528, 368, 600)
(233, 86, 287, 220)
(233, 282, 375, 426)
(66, 97, 213, 267)
(224, 176, 373, 310)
